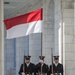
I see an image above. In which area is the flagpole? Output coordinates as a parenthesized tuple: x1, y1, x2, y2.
(40, 8, 43, 75)
(23, 55, 25, 73)
(40, 33, 43, 75)
(51, 48, 54, 74)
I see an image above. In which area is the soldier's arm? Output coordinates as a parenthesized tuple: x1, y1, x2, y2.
(47, 65, 51, 75)
(35, 63, 40, 74)
(33, 64, 36, 75)
(35, 63, 40, 70)
(45, 64, 49, 73)
(19, 64, 23, 75)
(61, 64, 63, 75)
(50, 65, 52, 74)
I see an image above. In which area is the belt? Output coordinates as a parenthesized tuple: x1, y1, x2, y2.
(26, 74, 31, 75)
(54, 73, 61, 75)
(25, 73, 31, 75)
(38, 72, 47, 75)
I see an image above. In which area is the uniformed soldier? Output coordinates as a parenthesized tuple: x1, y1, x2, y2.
(19, 55, 36, 75)
(35, 56, 48, 75)
(48, 56, 63, 75)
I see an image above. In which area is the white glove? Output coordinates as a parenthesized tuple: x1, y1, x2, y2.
(21, 72, 25, 75)
(39, 60, 44, 64)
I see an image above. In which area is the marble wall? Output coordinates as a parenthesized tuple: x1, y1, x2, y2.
(16, 36, 29, 75)
(61, 0, 75, 75)
(54, 0, 75, 75)
(4, 39, 16, 75)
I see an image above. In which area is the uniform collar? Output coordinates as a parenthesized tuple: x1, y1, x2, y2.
(26, 63, 30, 67)
(54, 62, 59, 66)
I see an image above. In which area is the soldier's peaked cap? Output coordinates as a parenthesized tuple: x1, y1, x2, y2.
(39, 56, 45, 60)
(53, 56, 59, 60)
(24, 55, 31, 60)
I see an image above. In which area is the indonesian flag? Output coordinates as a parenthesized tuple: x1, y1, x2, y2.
(4, 8, 43, 39)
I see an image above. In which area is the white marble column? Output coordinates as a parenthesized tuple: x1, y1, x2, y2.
(54, 0, 62, 62)
(43, 0, 54, 65)
(0, 0, 4, 75)
(61, 0, 75, 75)
(54, 0, 75, 75)
(74, 0, 75, 75)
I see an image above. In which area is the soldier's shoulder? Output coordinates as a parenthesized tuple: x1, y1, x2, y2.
(44, 63, 48, 66)
(50, 64, 52, 67)
(21, 64, 23, 66)
(30, 62, 35, 65)
(59, 63, 63, 65)
(36, 63, 40, 65)
(20, 64, 24, 67)
(58, 63, 63, 67)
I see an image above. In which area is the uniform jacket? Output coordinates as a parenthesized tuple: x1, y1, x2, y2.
(19, 63, 35, 75)
(35, 63, 48, 74)
(48, 63, 63, 75)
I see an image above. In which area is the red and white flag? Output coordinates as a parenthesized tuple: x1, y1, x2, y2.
(4, 8, 43, 39)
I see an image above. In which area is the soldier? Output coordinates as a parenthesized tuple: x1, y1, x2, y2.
(19, 55, 36, 75)
(35, 56, 48, 75)
(48, 56, 63, 75)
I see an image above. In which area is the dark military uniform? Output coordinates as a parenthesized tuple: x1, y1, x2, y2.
(35, 63, 48, 74)
(48, 56, 63, 75)
(19, 63, 35, 75)
(19, 55, 36, 75)
(49, 63, 63, 75)
(35, 56, 48, 75)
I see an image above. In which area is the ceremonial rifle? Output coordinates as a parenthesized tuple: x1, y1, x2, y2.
(23, 55, 25, 73)
(51, 48, 54, 75)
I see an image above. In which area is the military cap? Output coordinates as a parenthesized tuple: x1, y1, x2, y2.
(39, 56, 45, 60)
(53, 56, 59, 60)
(24, 55, 31, 60)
